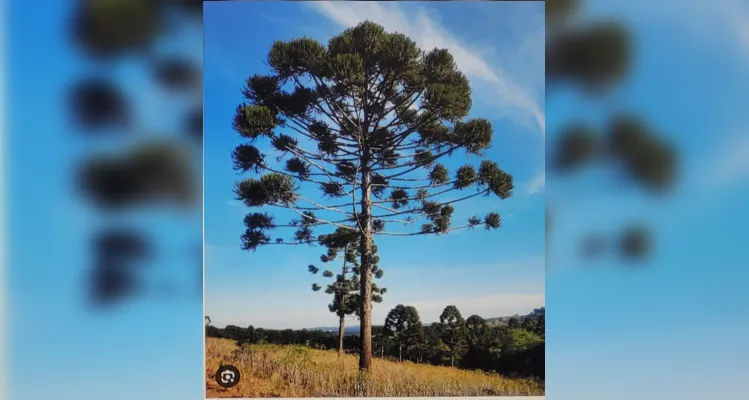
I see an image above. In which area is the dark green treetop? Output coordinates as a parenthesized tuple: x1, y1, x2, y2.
(465, 314, 489, 345)
(438, 305, 468, 365)
(384, 304, 425, 354)
(231, 21, 514, 250)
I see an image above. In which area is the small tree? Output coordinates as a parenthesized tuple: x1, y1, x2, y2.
(308, 227, 386, 358)
(438, 305, 467, 367)
(423, 322, 448, 364)
(462, 314, 500, 370)
(232, 21, 514, 370)
(245, 325, 257, 343)
(465, 314, 489, 346)
(384, 304, 424, 362)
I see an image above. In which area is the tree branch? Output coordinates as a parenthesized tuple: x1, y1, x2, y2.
(373, 190, 489, 219)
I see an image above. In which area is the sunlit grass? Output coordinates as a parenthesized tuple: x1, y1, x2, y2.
(206, 337, 544, 397)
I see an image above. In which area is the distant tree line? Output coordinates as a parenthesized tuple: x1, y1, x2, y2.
(206, 305, 544, 378)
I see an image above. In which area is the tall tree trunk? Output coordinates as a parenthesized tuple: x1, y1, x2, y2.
(338, 314, 345, 359)
(358, 170, 374, 371)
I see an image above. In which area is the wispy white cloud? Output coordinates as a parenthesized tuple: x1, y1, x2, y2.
(207, 49, 244, 86)
(307, 1, 545, 136)
(668, 1, 749, 192)
(706, 133, 749, 189)
(525, 171, 546, 195)
(666, 1, 749, 191)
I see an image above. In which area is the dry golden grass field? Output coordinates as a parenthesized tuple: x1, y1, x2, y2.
(205, 337, 544, 398)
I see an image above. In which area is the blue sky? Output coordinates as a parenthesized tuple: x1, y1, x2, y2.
(203, 1, 546, 330)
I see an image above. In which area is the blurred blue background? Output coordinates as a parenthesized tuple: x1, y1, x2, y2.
(6, 0, 204, 399)
(547, 0, 749, 398)
(4, 0, 749, 399)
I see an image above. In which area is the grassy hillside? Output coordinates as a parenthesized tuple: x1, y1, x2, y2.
(206, 337, 544, 398)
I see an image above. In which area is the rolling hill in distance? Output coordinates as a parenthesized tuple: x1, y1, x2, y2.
(309, 308, 545, 334)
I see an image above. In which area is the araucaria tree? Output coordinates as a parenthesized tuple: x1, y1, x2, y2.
(231, 21, 514, 371)
(384, 304, 424, 362)
(308, 227, 386, 358)
(438, 305, 468, 366)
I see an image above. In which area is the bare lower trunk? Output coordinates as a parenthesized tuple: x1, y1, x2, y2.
(358, 171, 374, 371)
(338, 314, 345, 359)
(359, 253, 373, 370)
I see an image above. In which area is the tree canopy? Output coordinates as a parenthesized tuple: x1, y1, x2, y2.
(384, 304, 424, 360)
